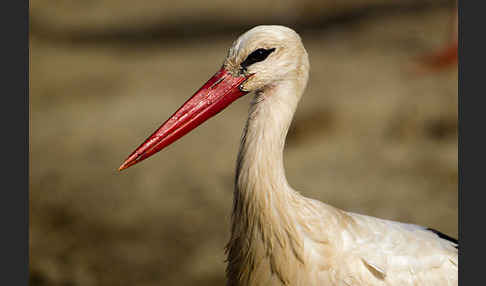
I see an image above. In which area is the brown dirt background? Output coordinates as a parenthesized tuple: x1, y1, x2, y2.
(30, 1, 457, 285)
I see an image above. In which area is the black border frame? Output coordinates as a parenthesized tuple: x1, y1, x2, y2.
(2, 0, 29, 284)
(458, 0, 483, 284)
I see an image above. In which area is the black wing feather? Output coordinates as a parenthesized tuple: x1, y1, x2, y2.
(427, 228, 458, 248)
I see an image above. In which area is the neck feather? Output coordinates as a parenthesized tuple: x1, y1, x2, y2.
(226, 81, 306, 285)
(236, 84, 297, 194)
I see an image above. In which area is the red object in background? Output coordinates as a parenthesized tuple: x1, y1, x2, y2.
(420, 39, 457, 70)
(418, 7, 457, 72)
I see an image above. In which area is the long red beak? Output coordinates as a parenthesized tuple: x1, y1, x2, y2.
(119, 68, 250, 171)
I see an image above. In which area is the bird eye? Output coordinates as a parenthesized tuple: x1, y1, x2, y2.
(241, 48, 276, 69)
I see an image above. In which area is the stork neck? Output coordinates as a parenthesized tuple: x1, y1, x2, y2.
(231, 79, 306, 237)
(226, 80, 306, 284)
(226, 79, 308, 285)
(235, 81, 301, 200)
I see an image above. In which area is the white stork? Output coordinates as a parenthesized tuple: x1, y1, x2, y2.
(119, 25, 458, 286)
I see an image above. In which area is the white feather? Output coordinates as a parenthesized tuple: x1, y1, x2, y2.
(219, 25, 457, 286)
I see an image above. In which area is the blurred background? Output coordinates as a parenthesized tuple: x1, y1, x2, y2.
(30, 0, 458, 285)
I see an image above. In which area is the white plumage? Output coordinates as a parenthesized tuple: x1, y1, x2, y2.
(120, 25, 458, 286)
(225, 26, 457, 285)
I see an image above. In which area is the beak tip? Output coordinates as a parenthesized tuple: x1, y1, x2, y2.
(118, 163, 128, 172)
(118, 151, 143, 171)
(118, 157, 135, 171)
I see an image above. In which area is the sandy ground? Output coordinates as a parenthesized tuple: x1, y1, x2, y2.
(30, 6, 457, 286)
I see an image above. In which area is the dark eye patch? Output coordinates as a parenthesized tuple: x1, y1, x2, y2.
(241, 48, 276, 70)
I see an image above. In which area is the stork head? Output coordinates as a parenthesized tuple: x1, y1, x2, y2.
(119, 25, 309, 171)
(224, 25, 309, 93)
